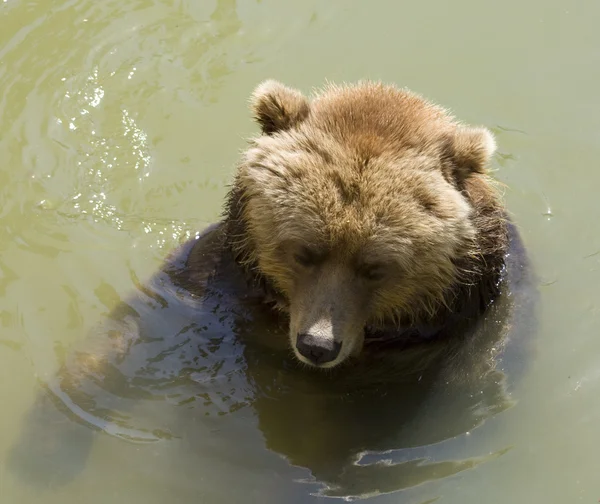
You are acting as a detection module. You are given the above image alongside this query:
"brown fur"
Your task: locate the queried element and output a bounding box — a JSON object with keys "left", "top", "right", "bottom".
{"left": 225, "top": 80, "right": 508, "bottom": 368}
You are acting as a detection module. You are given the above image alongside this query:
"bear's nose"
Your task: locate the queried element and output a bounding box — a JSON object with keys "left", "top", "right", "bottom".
{"left": 295, "top": 333, "right": 341, "bottom": 365}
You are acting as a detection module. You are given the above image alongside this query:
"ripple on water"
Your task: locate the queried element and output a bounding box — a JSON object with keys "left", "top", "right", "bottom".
{"left": 0, "top": 0, "right": 250, "bottom": 253}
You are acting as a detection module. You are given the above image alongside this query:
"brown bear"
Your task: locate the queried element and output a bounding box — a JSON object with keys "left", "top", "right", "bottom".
{"left": 226, "top": 79, "right": 508, "bottom": 368}
{"left": 9, "top": 80, "right": 532, "bottom": 494}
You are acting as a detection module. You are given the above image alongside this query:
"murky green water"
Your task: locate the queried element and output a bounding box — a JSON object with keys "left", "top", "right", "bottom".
{"left": 1, "top": 0, "right": 599, "bottom": 502}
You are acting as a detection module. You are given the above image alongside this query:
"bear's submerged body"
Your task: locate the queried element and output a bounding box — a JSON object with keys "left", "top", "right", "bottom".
{"left": 9, "top": 81, "right": 537, "bottom": 497}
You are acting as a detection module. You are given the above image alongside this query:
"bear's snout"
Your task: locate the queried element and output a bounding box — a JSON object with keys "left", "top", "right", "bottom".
{"left": 295, "top": 333, "right": 341, "bottom": 365}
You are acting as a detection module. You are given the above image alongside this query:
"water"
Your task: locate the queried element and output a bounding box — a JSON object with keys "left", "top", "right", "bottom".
{"left": 1, "top": 0, "right": 599, "bottom": 502}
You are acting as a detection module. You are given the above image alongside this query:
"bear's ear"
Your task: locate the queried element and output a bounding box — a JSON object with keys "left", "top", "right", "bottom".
{"left": 250, "top": 80, "right": 310, "bottom": 135}
{"left": 446, "top": 126, "right": 497, "bottom": 182}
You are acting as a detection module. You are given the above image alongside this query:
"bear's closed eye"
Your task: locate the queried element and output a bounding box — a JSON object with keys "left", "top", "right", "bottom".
{"left": 293, "top": 246, "right": 324, "bottom": 267}
{"left": 356, "top": 263, "right": 386, "bottom": 282}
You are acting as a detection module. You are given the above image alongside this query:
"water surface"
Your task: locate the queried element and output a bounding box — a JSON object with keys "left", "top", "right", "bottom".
{"left": 1, "top": 0, "right": 599, "bottom": 502}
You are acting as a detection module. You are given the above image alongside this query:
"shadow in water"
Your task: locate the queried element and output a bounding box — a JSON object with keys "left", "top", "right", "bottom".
{"left": 8, "top": 220, "right": 537, "bottom": 500}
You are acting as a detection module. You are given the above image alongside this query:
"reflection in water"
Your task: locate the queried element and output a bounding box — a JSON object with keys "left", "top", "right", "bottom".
{"left": 9, "top": 218, "right": 536, "bottom": 499}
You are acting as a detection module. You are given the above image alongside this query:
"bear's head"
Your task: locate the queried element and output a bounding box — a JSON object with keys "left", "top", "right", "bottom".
{"left": 226, "top": 80, "right": 504, "bottom": 369}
